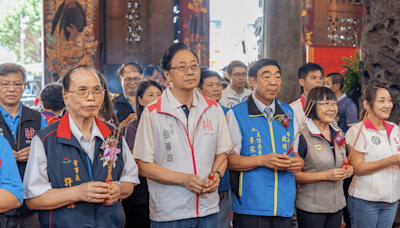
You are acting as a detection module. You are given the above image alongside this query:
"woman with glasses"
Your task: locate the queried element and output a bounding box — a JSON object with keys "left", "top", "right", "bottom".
{"left": 133, "top": 43, "right": 231, "bottom": 228}
{"left": 295, "top": 86, "right": 353, "bottom": 228}
{"left": 23, "top": 65, "right": 140, "bottom": 228}
{"left": 345, "top": 84, "right": 400, "bottom": 228}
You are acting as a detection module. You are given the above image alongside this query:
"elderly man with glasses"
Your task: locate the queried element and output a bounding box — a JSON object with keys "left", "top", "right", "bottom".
{"left": 0, "top": 63, "right": 48, "bottom": 228}
{"left": 23, "top": 66, "right": 139, "bottom": 228}
{"left": 219, "top": 60, "right": 253, "bottom": 109}
{"left": 113, "top": 61, "right": 143, "bottom": 127}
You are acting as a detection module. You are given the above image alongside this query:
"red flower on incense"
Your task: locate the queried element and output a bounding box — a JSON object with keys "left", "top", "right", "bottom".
{"left": 277, "top": 115, "right": 291, "bottom": 130}
{"left": 336, "top": 132, "right": 346, "bottom": 148}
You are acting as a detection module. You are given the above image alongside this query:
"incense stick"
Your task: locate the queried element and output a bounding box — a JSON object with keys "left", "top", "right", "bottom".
{"left": 286, "top": 99, "right": 316, "bottom": 155}
{"left": 346, "top": 110, "right": 368, "bottom": 164}
{"left": 208, "top": 142, "right": 238, "bottom": 182}
{"left": 106, "top": 126, "right": 121, "bottom": 183}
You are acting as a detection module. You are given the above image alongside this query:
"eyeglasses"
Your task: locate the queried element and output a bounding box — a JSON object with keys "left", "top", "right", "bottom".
{"left": 67, "top": 88, "right": 105, "bottom": 98}
{"left": 316, "top": 101, "right": 339, "bottom": 109}
{"left": 170, "top": 64, "right": 200, "bottom": 73}
{"left": 0, "top": 82, "right": 24, "bottom": 89}
{"left": 121, "top": 77, "right": 141, "bottom": 84}
{"left": 232, "top": 73, "right": 247, "bottom": 78}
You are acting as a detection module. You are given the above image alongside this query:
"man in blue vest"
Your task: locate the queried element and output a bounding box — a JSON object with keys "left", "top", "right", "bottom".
{"left": 0, "top": 63, "right": 48, "bottom": 228}
{"left": 226, "top": 59, "right": 304, "bottom": 228}
{"left": 198, "top": 69, "right": 231, "bottom": 228}
{"left": 23, "top": 66, "right": 139, "bottom": 228}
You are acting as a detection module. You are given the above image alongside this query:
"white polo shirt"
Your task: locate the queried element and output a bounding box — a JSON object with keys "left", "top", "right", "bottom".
{"left": 346, "top": 118, "right": 400, "bottom": 203}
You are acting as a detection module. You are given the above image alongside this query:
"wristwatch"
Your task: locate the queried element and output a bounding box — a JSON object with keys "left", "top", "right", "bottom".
{"left": 215, "top": 171, "right": 222, "bottom": 179}
{"left": 115, "top": 181, "right": 122, "bottom": 194}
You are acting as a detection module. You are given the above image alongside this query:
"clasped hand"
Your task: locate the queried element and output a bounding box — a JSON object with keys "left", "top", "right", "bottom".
{"left": 182, "top": 173, "right": 220, "bottom": 195}
{"left": 260, "top": 153, "right": 304, "bottom": 173}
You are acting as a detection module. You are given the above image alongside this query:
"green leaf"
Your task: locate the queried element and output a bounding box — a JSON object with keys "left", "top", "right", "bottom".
{"left": 0, "top": 0, "right": 42, "bottom": 64}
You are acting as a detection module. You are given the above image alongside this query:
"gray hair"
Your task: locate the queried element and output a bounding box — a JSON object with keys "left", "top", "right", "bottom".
{"left": 61, "top": 65, "right": 101, "bottom": 93}
{"left": 0, "top": 63, "right": 27, "bottom": 83}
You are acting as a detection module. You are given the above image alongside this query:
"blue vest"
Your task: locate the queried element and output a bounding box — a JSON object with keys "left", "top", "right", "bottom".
{"left": 219, "top": 105, "right": 230, "bottom": 192}
{"left": 230, "top": 96, "right": 296, "bottom": 217}
{"left": 35, "top": 115, "right": 125, "bottom": 228}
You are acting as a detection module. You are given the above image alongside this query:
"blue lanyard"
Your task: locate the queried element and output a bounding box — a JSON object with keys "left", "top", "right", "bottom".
{"left": 85, "top": 155, "right": 93, "bottom": 180}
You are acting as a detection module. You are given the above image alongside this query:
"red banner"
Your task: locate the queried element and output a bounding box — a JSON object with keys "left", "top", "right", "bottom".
{"left": 180, "top": 0, "right": 210, "bottom": 67}
{"left": 310, "top": 45, "right": 357, "bottom": 75}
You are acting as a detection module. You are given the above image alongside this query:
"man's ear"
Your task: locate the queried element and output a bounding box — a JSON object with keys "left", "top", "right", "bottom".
{"left": 334, "top": 83, "right": 342, "bottom": 92}
{"left": 249, "top": 76, "right": 256, "bottom": 86}
{"left": 299, "top": 78, "right": 305, "bottom": 87}
{"left": 163, "top": 70, "right": 171, "bottom": 83}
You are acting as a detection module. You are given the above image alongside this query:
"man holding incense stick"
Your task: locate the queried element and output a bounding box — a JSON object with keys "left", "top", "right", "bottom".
{"left": 226, "top": 59, "right": 304, "bottom": 228}
{"left": 23, "top": 66, "right": 139, "bottom": 228}
{"left": 134, "top": 43, "right": 231, "bottom": 227}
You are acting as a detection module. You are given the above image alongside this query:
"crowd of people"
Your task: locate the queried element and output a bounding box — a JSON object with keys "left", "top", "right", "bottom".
{"left": 0, "top": 42, "right": 398, "bottom": 228}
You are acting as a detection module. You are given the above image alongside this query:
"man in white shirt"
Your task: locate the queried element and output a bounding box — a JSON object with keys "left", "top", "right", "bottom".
{"left": 23, "top": 66, "right": 139, "bottom": 228}
{"left": 134, "top": 43, "right": 231, "bottom": 227}
{"left": 290, "top": 63, "right": 324, "bottom": 127}
{"left": 220, "top": 61, "right": 253, "bottom": 108}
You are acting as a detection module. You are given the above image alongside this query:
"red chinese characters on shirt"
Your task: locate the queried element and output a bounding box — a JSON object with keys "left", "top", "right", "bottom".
{"left": 202, "top": 119, "right": 213, "bottom": 132}
{"left": 25, "top": 128, "right": 36, "bottom": 140}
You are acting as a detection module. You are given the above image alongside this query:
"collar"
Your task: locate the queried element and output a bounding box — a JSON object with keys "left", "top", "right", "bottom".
{"left": 56, "top": 112, "right": 112, "bottom": 140}
{"left": 300, "top": 94, "right": 306, "bottom": 110}
{"left": 150, "top": 87, "right": 217, "bottom": 118}
{"left": 165, "top": 87, "right": 198, "bottom": 109}
{"left": 307, "top": 119, "right": 341, "bottom": 135}
{"left": 252, "top": 93, "right": 275, "bottom": 116}
{"left": 247, "top": 94, "right": 284, "bottom": 117}
{"left": 337, "top": 93, "right": 347, "bottom": 102}
{"left": 123, "top": 93, "right": 135, "bottom": 111}
{"left": 0, "top": 102, "right": 22, "bottom": 119}
{"left": 229, "top": 85, "right": 244, "bottom": 101}
{"left": 364, "top": 117, "right": 394, "bottom": 137}
{"left": 42, "top": 111, "right": 56, "bottom": 118}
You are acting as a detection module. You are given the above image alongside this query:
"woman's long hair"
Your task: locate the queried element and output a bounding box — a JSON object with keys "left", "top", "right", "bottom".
{"left": 135, "top": 81, "right": 163, "bottom": 123}
{"left": 97, "top": 72, "right": 119, "bottom": 125}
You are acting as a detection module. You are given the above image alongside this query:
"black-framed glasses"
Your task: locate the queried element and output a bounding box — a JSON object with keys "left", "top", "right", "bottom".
{"left": 232, "top": 73, "right": 247, "bottom": 78}
{"left": 121, "top": 77, "right": 141, "bottom": 84}
{"left": 0, "top": 82, "right": 24, "bottom": 89}
{"left": 67, "top": 88, "right": 105, "bottom": 98}
{"left": 170, "top": 64, "right": 200, "bottom": 73}
{"left": 316, "top": 101, "right": 339, "bottom": 109}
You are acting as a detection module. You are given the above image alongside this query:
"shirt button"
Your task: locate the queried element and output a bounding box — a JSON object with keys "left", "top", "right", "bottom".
{"left": 10, "top": 123, "right": 13, "bottom": 126}
{"left": 12, "top": 132, "right": 14, "bottom": 135}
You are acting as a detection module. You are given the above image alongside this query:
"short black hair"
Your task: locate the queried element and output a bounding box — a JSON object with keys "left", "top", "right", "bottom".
{"left": 305, "top": 86, "right": 337, "bottom": 121}
{"left": 117, "top": 61, "right": 143, "bottom": 78}
{"left": 143, "top": 64, "right": 161, "bottom": 79}
{"left": 298, "top": 63, "right": 324, "bottom": 80}
{"left": 0, "top": 63, "right": 27, "bottom": 82}
{"left": 248, "top": 58, "right": 281, "bottom": 79}
{"left": 161, "top": 43, "right": 199, "bottom": 71}
{"left": 199, "top": 70, "right": 221, "bottom": 89}
{"left": 226, "top": 61, "right": 247, "bottom": 75}
{"left": 61, "top": 65, "right": 99, "bottom": 92}
{"left": 326, "top": 72, "right": 344, "bottom": 90}
{"left": 40, "top": 83, "right": 65, "bottom": 112}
